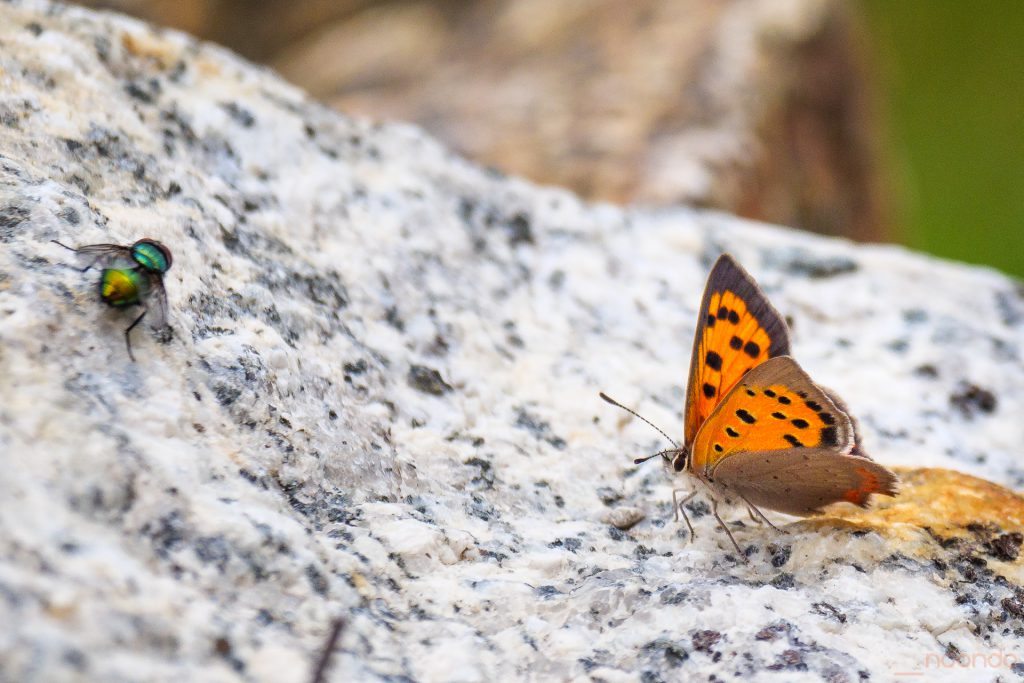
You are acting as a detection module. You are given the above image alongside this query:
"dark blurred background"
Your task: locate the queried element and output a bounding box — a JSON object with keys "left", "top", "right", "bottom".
{"left": 76, "top": 0, "right": 1024, "bottom": 277}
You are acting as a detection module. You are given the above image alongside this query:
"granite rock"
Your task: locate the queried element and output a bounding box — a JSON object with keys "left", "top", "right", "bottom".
{"left": 1, "top": 2, "right": 1023, "bottom": 682}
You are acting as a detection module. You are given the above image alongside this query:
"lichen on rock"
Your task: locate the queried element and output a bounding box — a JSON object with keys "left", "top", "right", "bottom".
{"left": 2, "top": 2, "right": 1024, "bottom": 682}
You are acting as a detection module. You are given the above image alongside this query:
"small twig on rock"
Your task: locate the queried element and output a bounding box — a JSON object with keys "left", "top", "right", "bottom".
{"left": 310, "top": 617, "right": 346, "bottom": 683}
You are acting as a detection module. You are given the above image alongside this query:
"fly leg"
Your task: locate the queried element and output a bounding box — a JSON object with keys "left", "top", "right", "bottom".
{"left": 51, "top": 240, "right": 103, "bottom": 272}
{"left": 123, "top": 305, "right": 147, "bottom": 362}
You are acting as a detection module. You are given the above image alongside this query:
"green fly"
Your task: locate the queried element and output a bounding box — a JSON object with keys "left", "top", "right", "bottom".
{"left": 52, "top": 238, "right": 173, "bottom": 361}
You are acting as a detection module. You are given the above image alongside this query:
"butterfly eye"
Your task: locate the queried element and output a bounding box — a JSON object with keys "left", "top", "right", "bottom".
{"left": 672, "top": 448, "right": 689, "bottom": 472}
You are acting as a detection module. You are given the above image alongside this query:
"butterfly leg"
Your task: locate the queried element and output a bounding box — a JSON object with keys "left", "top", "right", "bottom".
{"left": 710, "top": 496, "right": 746, "bottom": 558}
{"left": 672, "top": 489, "right": 698, "bottom": 541}
{"left": 737, "top": 493, "right": 785, "bottom": 533}
{"left": 123, "top": 306, "right": 147, "bottom": 362}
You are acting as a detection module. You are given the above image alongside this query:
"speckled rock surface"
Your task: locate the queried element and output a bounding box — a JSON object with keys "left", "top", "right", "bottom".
{"left": 2, "top": 2, "right": 1024, "bottom": 682}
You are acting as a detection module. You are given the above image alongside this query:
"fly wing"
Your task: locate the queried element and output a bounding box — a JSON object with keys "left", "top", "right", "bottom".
{"left": 710, "top": 448, "right": 898, "bottom": 516}
{"left": 145, "top": 275, "right": 169, "bottom": 330}
{"left": 54, "top": 242, "right": 135, "bottom": 269}
{"left": 68, "top": 243, "right": 129, "bottom": 255}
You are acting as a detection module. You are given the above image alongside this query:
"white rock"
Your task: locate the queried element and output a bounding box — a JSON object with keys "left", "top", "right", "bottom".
{"left": 603, "top": 506, "right": 646, "bottom": 530}
{"left": 1, "top": 2, "right": 1023, "bottom": 682}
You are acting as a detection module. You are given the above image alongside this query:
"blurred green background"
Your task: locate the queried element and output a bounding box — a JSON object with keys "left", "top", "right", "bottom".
{"left": 862, "top": 1, "right": 1024, "bottom": 277}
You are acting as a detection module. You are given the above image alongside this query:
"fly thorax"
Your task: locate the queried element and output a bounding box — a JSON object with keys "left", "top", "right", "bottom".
{"left": 131, "top": 240, "right": 172, "bottom": 273}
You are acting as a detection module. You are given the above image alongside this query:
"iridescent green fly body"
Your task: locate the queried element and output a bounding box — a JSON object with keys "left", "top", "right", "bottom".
{"left": 99, "top": 267, "right": 147, "bottom": 307}
{"left": 52, "top": 237, "right": 173, "bottom": 361}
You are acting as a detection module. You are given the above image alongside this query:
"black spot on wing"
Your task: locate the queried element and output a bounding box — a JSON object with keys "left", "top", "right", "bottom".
{"left": 736, "top": 409, "right": 756, "bottom": 424}
{"left": 805, "top": 400, "right": 822, "bottom": 412}
{"left": 745, "top": 388, "right": 756, "bottom": 397}
{"left": 777, "top": 395, "right": 791, "bottom": 405}
{"left": 771, "top": 412, "right": 786, "bottom": 420}
{"left": 729, "top": 336, "right": 743, "bottom": 350}
{"left": 705, "top": 351, "right": 723, "bottom": 371}
{"left": 791, "top": 418, "right": 809, "bottom": 429}
{"left": 743, "top": 341, "right": 760, "bottom": 358}
{"left": 702, "top": 383, "right": 716, "bottom": 398}
{"left": 725, "top": 427, "right": 740, "bottom": 437}
{"left": 702, "top": 256, "right": 791, "bottom": 358}
{"left": 820, "top": 426, "right": 838, "bottom": 446}
{"left": 764, "top": 389, "right": 776, "bottom": 398}
{"left": 717, "top": 306, "right": 728, "bottom": 320}
{"left": 727, "top": 310, "right": 740, "bottom": 324}
{"left": 713, "top": 443, "right": 724, "bottom": 453}
{"left": 783, "top": 434, "right": 804, "bottom": 448}
{"left": 818, "top": 411, "right": 836, "bottom": 425}
{"left": 707, "top": 314, "right": 716, "bottom": 328}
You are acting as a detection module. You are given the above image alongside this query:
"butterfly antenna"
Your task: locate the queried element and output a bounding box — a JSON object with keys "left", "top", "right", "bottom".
{"left": 633, "top": 449, "right": 677, "bottom": 465}
{"left": 598, "top": 392, "right": 679, "bottom": 449}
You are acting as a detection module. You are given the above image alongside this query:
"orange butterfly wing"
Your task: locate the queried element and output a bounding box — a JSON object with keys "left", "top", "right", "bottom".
{"left": 683, "top": 254, "right": 791, "bottom": 445}
{"left": 700, "top": 358, "right": 897, "bottom": 514}
{"left": 689, "top": 356, "right": 856, "bottom": 473}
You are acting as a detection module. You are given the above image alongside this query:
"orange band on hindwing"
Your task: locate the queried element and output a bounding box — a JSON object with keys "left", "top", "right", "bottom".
{"left": 843, "top": 466, "right": 891, "bottom": 506}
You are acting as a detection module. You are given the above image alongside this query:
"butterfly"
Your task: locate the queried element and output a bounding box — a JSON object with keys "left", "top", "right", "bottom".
{"left": 52, "top": 238, "right": 172, "bottom": 361}
{"left": 603, "top": 253, "right": 897, "bottom": 556}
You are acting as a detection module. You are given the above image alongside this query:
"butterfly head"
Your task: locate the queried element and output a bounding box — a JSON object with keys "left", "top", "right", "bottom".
{"left": 634, "top": 444, "right": 690, "bottom": 472}
{"left": 671, "top": 445, "right": 690, "bottom": 473}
